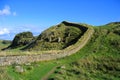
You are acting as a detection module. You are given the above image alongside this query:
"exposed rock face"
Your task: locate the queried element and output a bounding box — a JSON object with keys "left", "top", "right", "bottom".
{"left": 24, "top": 21, "right": 86, "bottom": 51}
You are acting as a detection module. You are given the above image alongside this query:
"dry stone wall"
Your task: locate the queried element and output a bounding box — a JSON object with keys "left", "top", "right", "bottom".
{"left": 0, "top": 23, "right": 94, "bottom": 66}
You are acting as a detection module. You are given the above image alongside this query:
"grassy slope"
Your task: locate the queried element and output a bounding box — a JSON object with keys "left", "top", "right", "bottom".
{"left": 0, "top": 40, "right": 11, "bottom": 50}
{"left": 48, "top": 23, "right": 120, "bottom": 80}
{"left": 7, "top": 62, "right": 56, "bottom": 80}
{"left": 0, "top": 23, "right": 120, "bottom": 80}
{"left": 25, "top": 22, "right": 83, "bottom": 51}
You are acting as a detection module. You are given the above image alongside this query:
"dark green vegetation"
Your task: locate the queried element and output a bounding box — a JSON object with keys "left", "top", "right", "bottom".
{"left": 2, "top": 31, "right": 34, "bottom": 50}
{"left": 0, "top": 22, "right": 120, "bottom": 80}
{"left": 49, "top": 56, "right": 120, "bottom": 80}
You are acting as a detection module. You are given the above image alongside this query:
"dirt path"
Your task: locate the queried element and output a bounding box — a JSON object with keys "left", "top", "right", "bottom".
{"left": 41, "top": 66, "right": 58, "bottom": 80}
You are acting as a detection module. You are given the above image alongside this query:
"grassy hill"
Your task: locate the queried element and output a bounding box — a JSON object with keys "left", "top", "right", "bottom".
{"left": 23, "top": 21, "right": 87, "bottom": 51}
{"left": 0, "top": 21, "right": 120, "bottom": 80}
{"left": 48, "top": 22, "right": 120, "bottom": 80}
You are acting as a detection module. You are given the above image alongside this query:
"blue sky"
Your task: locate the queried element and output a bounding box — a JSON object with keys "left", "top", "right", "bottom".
{"left": 0, "top": 0, "right": 120, "bottom": 40}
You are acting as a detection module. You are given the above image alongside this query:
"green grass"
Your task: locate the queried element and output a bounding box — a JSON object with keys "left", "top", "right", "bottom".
{"left": 0, "top": 40, "right": 10, "bottom": 50}
{"left": 7, "top": 62, "right": 57, "bottom": 80}
{"left": 0, "top": 67, "right": 13, "bottom": 80}
{"left": 48, "top": 24, "right": 120, "bottom": 80}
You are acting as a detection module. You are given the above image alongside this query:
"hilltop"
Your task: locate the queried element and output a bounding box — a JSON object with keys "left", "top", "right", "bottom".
{"left": 2, "top": 32, "right": 34, "bottom": 50}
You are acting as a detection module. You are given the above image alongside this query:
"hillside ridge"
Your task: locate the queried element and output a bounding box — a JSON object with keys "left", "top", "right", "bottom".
{"left": 0, "top": 21, "right": 94, "bottom": 66}
{"left": 23, "top": 21, "right": 88, "bottom": 51}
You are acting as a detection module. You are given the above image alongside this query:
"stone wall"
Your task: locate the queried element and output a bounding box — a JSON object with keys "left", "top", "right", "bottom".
{"left": 0, "top": 24, "right": 94, "bottom": 66}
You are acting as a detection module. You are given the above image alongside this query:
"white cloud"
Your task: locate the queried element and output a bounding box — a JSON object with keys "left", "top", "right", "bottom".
{"left": 13, "top": 12, "right": 17, "bottom": 16}
{"left": 0, "top": 5, "right": 11, "bottom": 16}
{"left": 0, "top": 28, "right": 10, "bottom": 35}
{"left": 0, "top": 5, "right": 17, "bottom": 16}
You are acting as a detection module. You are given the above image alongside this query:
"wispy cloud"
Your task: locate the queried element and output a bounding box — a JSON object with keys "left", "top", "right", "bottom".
{"left": 0, "top": 28, "right": 10, "bottom": 35}
{"left": 0, "top": 5, "right": 17, "bottom": 16}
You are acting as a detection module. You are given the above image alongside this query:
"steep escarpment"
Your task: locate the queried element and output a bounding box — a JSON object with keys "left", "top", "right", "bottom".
{"left": 23, "top": 21, "right": 88, "bottom": 51}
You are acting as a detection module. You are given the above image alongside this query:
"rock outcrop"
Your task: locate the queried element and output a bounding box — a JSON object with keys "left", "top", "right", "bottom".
{"left": 2, "top": 31, "right": 34, "bottom": 50}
